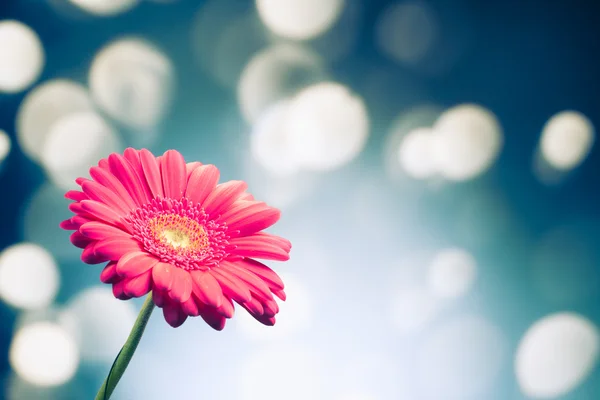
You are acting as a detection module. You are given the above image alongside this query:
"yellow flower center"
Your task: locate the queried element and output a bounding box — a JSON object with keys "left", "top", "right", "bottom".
{"left": 148, "top": 214, "right": 210, "bottom": 254}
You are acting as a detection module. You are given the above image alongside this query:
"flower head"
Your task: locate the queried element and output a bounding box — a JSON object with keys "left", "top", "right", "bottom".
{"left": 61, "top": 148, "right": 290, "bottom": 329}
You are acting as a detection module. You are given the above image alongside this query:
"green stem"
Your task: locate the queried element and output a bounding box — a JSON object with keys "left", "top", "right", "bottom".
{"left": 95, "top": 293, "right": 155, "bottom": 400}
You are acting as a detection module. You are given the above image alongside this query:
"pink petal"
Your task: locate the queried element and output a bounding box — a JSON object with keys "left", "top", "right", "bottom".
{"left": 242, "top": 297, "right": 264, "bottom": 316}
{"left": 152, "top": 262, "right": 174, "bottom": 291}
{"left": 123, "top": 148, "right": 153, "bottom": 201}
{"left": 60, "top": 219, "right": 78, "bottom": 230}
{"left": 71, "top": 216, "right": 92, "bottom": 229}
{"left": 253, "top": 314, "right": 276, "bottom": 326}
{"left": 82, "top": 243, "right": 109, "bottom": 264}
{"left": 184, "top": 164, "right": 219, "bottom": 205}
{"left": 79, "top": 221, "right": 130, "bottom": 241}
{"left": 198, "top": 304, "right": 227, "bottom": 331}
{"left": 116, "top": 251, "right": 159, "bottom": 278}
{"left": 161, "top": 150, "right": 187, "bottom": 199}
{"left": 81, "top": 180, "right": 129, "bottom": 215}
{"left": 202, "top": 180, "right": 248, "bottom": 217}
{"left": 216, "top": 296, "right": 235, "bottom": 318}
{"left": 239, "top": 192, "right": 254, "bottom": 201}
{"left": 163, "top": 301, "right": 187, "bottom": 327}
{"left": 186, "top": 161, "right": 202, "bottom": 180}
{"left": 210, "top": 269, "right": 252, "bottom": 303}
{"left": 80, "top": 200, "right": 128, "bottom": 230}
{"left": 100, "top": 262, "right": 119, "bottom": 283}
{"left": 219, "top": 261, "right": 273, "bottom": 301}
{"left": 65, "top": 190, "right": 88, "bottom": 202}
{"left": 250, "top": 232, "right": 292, "bottom": 252}
{"left": 94, "top": 237, "right": 143, "bottom": 261}
{"left": 108, "top": 153, "right": 150, "bottom": 206}
{"left": 189, "top": 270, "right": 224, "bottom": 308}
{"left": 70, "top": 231, "right": 91, "bottom": 249}
{"left": 139, "top": 149, "right": 164, "bottom": 198}
{"left": 262, "top": 298, "right": 279, "bottom": 317}
{"left": 89, "top": 166, "right": 137, "bottom": 211}
{"left": 152, "top": 289, "right": 168, "bottom": 307}
{"left": 123, "top": 269, "right": 153, "bottom": 297}
{"left": 233, "top": 258, "right": 285, "bottom": 291}
{"left": 222, "top": 203, "right": 281, "bottom": 237}
{"left": 181, "top": 295, "right": 201, "bottom": 316}
{"left": 273, "top": 289, "right": 286, "bottom": 301}
{"left": 112, "top": 280, "right": 131, "bottom": 300}
{"left": 98, "top": 158, "right": 110, "bottom": 170}
{"left": 229, "top": 236, "right": 290, "bottom": 261}
{"left": 168, "top": 268, "right": 193, "bottom": 303}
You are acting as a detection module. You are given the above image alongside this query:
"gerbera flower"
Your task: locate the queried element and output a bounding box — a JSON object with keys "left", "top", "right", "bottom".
{"left": 61, "top": 148, "right": 290, "bottom": 329}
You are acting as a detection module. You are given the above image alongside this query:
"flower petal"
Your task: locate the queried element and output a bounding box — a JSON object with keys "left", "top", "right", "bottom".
{"left": 152, "top": 289, "right": 168, "bottom": 307}
{"left": 60, "top": 218, "right": 78, "bottom": 230}
{"left": 82, "top": 243, "right": 109, "bottom": 264}
{"left": 79, "top": 221, "right": 130, "bottom": 241}
{"left": 198, "top": 303, "right": 227, "bottom": 331}
{"left": 152, "top": 262, "right": 175, "bottom": 291}
{"left": 123, "top": 148, "right": 154, "bottom": 203}
{"left": 223, "top": 203, "right": 281, "bottom": 237}
{"left": 184, "top": 164, "right": 219, "bottom": 205}
{"left": 168, "top": 268, "right": 193, "bottom": 303}
{"left": 219, "top": 261, "right": 273, "bottom": 301}
{"left": 80, "top": 200, "right": 128, "bottom": 230}
{"left": 233, "top": 258, "right": 285, "bottom": 291}
{"left": 100, "top": 261, "right": 119, "bottom": 283}
{"left": 94, "top": 237, "right": 143, "bottom": 261}
{"left": 181, "top": 296, "right": 201, "bottom": 316}
{"left": 70, "top": 231, "right": 91, "bottom": 249}
{"left": 163, "top": 301, "right": 187, "bottom": 327}
{"left": 273, "top": 289, "right": 286, "bottom": 301}
{"left": 189, "top": 270, "right": 224, "bottom": 308}
{"left": 186, "top": 161, "right": 202, "bottom": 180}
{"left": 202, "top": 180, "right": 248, "bottom": 217}
{"left": 210, "top": 269, "right": 252, "bottom": 303}
{"left": 81, "top": 180, "right": 129, "bottom": 215}
{"left": 216, "top": 296, "right": 235, "bottom": 318}
{"left": 65, "top": 190, "right": 88, "bottom": 202}
{"left": 123, "top": 269, "right": 153, "bottom": 297}
{"left": 242, "top": 297, "right": 264, "bottom": 316}
{"left": 116, "top": 251, "right": 159, "bottom": 278}
{"left": 161, "top": 150, "right": 187, "bottom": 199}
{"left": 229, "top": 236, "right": 290, "bottom": 261}
{"left": 139, "top": 149, "right": 164, "bottom": 198}
{"left": 108, "top": 153, "right": 150, "bottom": 206}
{"left": 89, "top": 166, "right": 137, "bottom": 211}
{"left": 262, "top": 298, "right": 279, "bottom": 317}
{"left": 112, "top": 280, "right": 131, "bottom": 300}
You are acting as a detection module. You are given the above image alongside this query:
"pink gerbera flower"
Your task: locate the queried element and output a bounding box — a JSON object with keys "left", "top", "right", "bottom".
{"left": 61, "top": 148, "right": 290, "bottom": 329}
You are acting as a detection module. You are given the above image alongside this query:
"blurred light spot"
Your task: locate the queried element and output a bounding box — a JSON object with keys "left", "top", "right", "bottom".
{"left": 337, "top": 353, "right": 408, "bottom": 399}
{"left": 67, "top": 0, "right": 138, "bottom": 16}
{"left": 40, "top": 111, "right": 122, "bottom": 190}
{"left": 9, "top": 322, "right": 79, "bottom": 387}
{"left": 22, "top": 183, "right": 82, "bottom": 261}
{"left": 192, "top": 1, "right": 268, "bottom": 89}
{"left": 392, "top": 287, "right": 440, "bottom": 334}
{"left": 0, "top": 20, "right": 44, "bottom": 93}
{"left": 375, "top": 1, "right": 437, "bottom": 66}
{"left": 0, "top": 243, "right": 59, "bottom": 310}
{"left": 89, "top": 37, "right": 174, "bottom": 130}
{"left": 427, "top": 248, "right": 477, "bottom": 299}
{"left": 58, "top": 286, "right": 136, "bottom": 363}
{"left": 236, "top": 273, "right": 311, "bottom": 340}
{"left": 285, "top": 82, "right": 369, "bottom": 171}
{"left": 16, "top": 79, "right": 94, "bottom": 163}
{"left": 239, "top": 346, "right": 325, "bottom": 400}
{"left": 250, "top": 101, "right": 301, "bottom": 176}
{"left": 516, "top": 313, "right": 599, "bottom": 398}
{"left": 0, "top": 129, "right": 11, "bottom": 165}
{"left": 416, "top": 315, "right": 507, "bottom": 399}
{"left": 539, "top": 111, "right": 594, "bottom": 171}
{"left": 256, "top": 0, "right": 345, "bottom": 40}
{"left": 238, "top": 43, "right": 325, "bottom": 124}
{"left": 432, "top": 104, "right": 503, "bottom": 181}
{"left": 398, "top": 127, "right": 438, "bottom": 179}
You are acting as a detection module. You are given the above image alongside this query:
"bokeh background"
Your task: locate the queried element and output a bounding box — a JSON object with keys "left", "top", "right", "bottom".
{"left": 0, "top": 0, "right": 599, "bottom": 399}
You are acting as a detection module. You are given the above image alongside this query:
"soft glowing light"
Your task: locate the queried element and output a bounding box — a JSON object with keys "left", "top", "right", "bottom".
{"left": 375, "top": 1, "right": 437, "bottom": 65}
{"left": 398, "top": 127, "right": 438, "bottom": 179}
{"left": 391, "top": 287, "right": 440, "bottom": 334}
{"left": 285, "top": 82, "right": 369, "bottom": 171}
{"left": 427, "top": 248, "right": 477, "bottom": 298}
{"left": 40, "top": 111, "right": 122, "bottom": 190}
{"left": 67, "top": 0, "right": 138, "bottom": 16}
{"left": 336, "top": 393, "right": 378, "bottom": 400}
{"left": 0, "top": 129, "right": 11, "bottom": 165}
{"left": 9, "top": 322, "right": 79, "bottom": 387}
{"left": 0, "top": 20, "right": 44, "bottom": 93}
{"left": 0, "top": 243, "right": 59, "bottom": 310}
{"left": 416, "top": 315, "right": 507, "bottom": 399}
{"left": 432, "top": 104, "right": 503, "bottom": 181}
{"left": 256, "top": 0, "right": 345, "bottom": 40}
{"left": 16, "top": 79, "right": 94, "bottom": 163}
{"left": 239, "top": 346, "right": 325, "bottom": 400}
{"left": 516, "top": 313, "right": 599, "bottom": 398}
{"left": 89, "top": 38, "right": 174, "bottom": 130}
{"left": 236, "top": 273, "right": 311, "bottom": 340}
{"left": 238, "top": 44, "right": 325, "bottom": 124}
{"left": 59, "top": 286, "right": 137, "bottom": 363}
{"left": 540, "top": 111, "right": 594, "bottom": 171}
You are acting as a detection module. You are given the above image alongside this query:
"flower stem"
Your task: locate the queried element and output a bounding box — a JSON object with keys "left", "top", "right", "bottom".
{"left": 94, "top": 293, "right": 156, "bottom": 400}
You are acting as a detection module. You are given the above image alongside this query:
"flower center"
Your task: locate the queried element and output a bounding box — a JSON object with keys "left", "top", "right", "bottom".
{"left": 127, "top": 198, "right": 231, "bottom": 270}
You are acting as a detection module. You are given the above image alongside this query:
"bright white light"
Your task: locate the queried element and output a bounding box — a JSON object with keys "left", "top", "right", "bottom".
{"left": 516, "top": 313, "right": 599, "bottom": 399}
{"left": 40, "top": 110, "right": 121, "bottom": 190}
{"left": 0, "top": 20, "right": 44, "bottom": 93}
{"left": 427, "top": 248, "right": 477, "bottom": 298}
{"left": 285, "top": 82, "right": 369, "bottom": 171}
{"left": 89, "top": 38, "right": 174, "bottom": 130}
{"left": 0, "top": 129, "right": 11, "bottom": 164}
{"left": 238, "top": 44, "right": 325, "bottom": 124}
{"left": 398, "top": 127, "right": 438, "bottom": 179}
{"left": 16, "top": 79, "right": 95, "bottom": 163}
{"left": 416, "top": 315, "right": 507, "bottom": 399}
{"left": 250, "top": 101, "right": 302, "bottom": 176}
{"left": 256, "top": 0, "right": 345, "bottom": 40}
{"left": 540, "top": 111, "right": 594, "bottom": 171}
{"left": 336, "top": 393, "right": 378, "bottom": 400}
{"left": 239, "top": 346, "right": 325, "bottom": 400}
{"left": 9, "top": 322, "right": 79, "bottom": 387}
{"left": 68, "top": 0, "right": 138, "bottom": 16}
{"left": 0, "top": 243, "right": 59, "bottom": 310}
{"left": 375, "top": 1, "right": 437, "bottom": 65}
{"left": 236, "top": 273, "right": 311, "bottom": 340}
{"left": 58, "top": 286, "right": 136, "bottom": 363}
{"left": 391, "top": 287, "right": 440, "bottom": 334}
{"left": 432, "top": 104, "right": 503, "bottom": 181}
